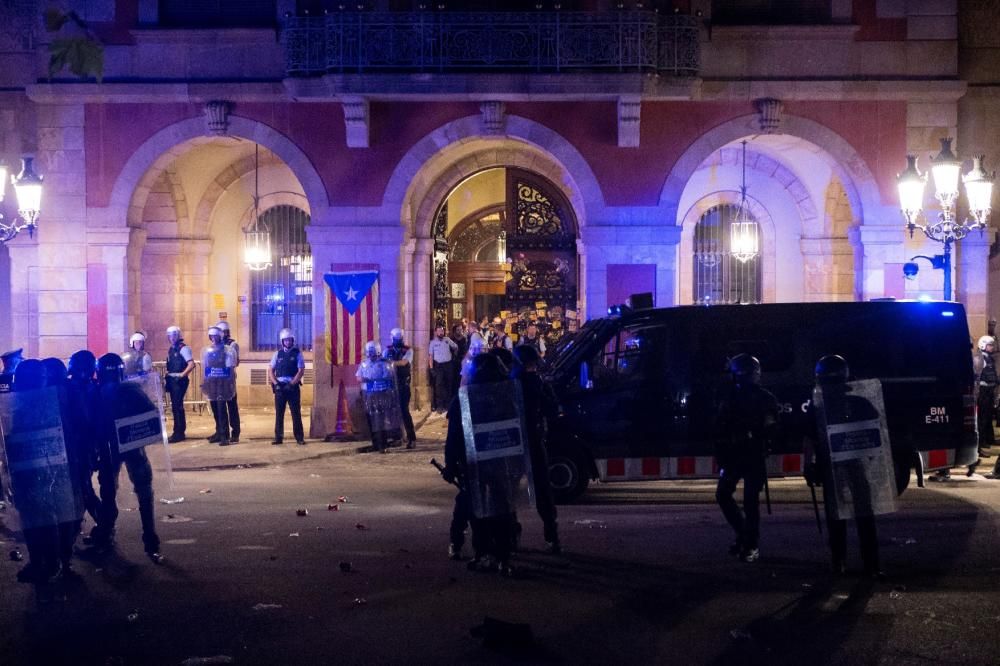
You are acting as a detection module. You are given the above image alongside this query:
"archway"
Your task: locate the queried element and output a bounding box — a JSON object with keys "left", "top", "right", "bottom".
{"left": 431, "top": 167, "right": 580, "bottom": 348}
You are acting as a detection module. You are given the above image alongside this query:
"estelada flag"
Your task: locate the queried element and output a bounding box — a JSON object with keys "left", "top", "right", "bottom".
{"left": 324, "top": 270, "right": 379, "bottom": 367}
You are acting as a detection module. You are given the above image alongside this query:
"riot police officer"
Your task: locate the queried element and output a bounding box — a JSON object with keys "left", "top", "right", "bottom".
{"left": 357, "top": 341, "right": 401, "bottom": 453}
{"left": 164, "top": 325, "right": 194, "bottom": 443}
{"left": 203, "top": 327, "right": 236, "bottom": 446}
{"left": 68, "top": 350, "right": 103, "bottom": 535}
{"left": 384, "top": 327, "right": 417, "bottom": 447}
{"left": 0, "top": 347, "right": 23, "bottom": 393}
{"left": 804, "top": 355, "right": 882, "bottom": 577}
{"left": 209, "top": 321, "right": 241, "bottom": 443}
{"left": 268, "top": 328, "right": 306, "bottom": 446}
{"left": 715, "top": 354, "right": 780, "bottom": 563}
{"left": 123, "top": 332, "right": 154, "bottom": 377}
{"left": 974, "top": 336, "right": 997, "bottom": 461}
{"left": 91, "top": 353, "right": 163, "bottom": 563}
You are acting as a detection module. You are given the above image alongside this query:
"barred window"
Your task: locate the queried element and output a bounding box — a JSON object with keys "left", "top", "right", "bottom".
{"left": 692, "top": 204, "right": 762, "bottom": 305}
{"left": 250, "top": 206, "right": 313, "bottom": 352}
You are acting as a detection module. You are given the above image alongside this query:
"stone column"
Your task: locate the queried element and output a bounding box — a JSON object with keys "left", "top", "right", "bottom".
{"left": 306, "top": 223, "right": 405, "bottom": 439}
{"left": 6, "top": 237, "right": 39, "bottom": 357}
{"left": 580, "top": 225, "right": 681, "bottom": 317}
{"left": 956, "top": 229, "right": 992, "bottom": 337}
{"left": 87, "top": 227, "right": 133, "bottom": 353}
{"left": 410, "top": 237, "right": 434, "bottom": 410}
{"left": 800, "top": 236, "right": 857, "bottom": 302}
{"left": 34, "top": 103, "right": 88, "bottom": 358}
{"left": 858, "top": 226, "right": 906, "bottom": 301}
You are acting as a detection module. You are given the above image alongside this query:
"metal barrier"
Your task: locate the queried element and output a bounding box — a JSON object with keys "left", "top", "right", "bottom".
{"left": 283, "top": 11, "right": 700, "bottom": 77}
{"left": 152, "top": 360, "right": 208, "bottom": 415}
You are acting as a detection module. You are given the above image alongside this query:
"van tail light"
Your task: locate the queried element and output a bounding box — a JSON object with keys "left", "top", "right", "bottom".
{"left": 963, "top": 384, "right": 976, "bottom": 433}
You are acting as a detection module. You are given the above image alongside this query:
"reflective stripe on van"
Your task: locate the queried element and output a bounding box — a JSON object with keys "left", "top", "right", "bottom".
{"left": 597, "top": 454, "right": 805, "bottom": 481}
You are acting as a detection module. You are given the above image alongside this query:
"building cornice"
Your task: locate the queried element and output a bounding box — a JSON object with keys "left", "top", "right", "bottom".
{"left": 24, "top": 78, "right": 967, "bottom": 104}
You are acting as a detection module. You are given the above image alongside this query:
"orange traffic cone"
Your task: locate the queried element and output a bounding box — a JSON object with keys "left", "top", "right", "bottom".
{"left": 334, "top": 379, "right": 351, "bottom": 435}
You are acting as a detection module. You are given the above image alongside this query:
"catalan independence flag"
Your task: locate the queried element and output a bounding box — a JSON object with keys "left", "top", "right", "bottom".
{"left": 324, "top": 269, "right": 379, "bottom": 367}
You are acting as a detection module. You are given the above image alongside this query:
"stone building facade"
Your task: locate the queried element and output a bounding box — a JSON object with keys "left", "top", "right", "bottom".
{"left": 0, "top": 1, "right": 995, "bottom": 437}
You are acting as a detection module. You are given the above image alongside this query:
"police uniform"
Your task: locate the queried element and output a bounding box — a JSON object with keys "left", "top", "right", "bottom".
{"left": 271, "top": 344, "right": 305, "bottom": 444}
{"left": 715, "top": 374, "right": 780, "bottom": 561}
{"left": 222, "top": 331, "right": 241, "bottom": 441}
{"left": 0, "top": 348, "right": 23, "bottom": 393}
{"left": 165, "top": 338, "right": 193, "bottom": 440}
{"left": 974, "top": 347, "right": 997, "bottom": 452}
{"left": 384, "top": 339, "right": 417, "bottom": 444}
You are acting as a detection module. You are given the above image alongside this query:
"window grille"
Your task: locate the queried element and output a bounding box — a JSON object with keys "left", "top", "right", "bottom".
{"left": 250, "top": 205, "right": 313, "bottom": 352}
{"left": 693, "top": 204, "right": 762, "bottom": 305}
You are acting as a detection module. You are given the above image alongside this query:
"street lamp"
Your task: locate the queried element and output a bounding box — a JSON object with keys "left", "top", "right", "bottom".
{"left": 0, "top": 157, "right": 44, "bottom": 243}
{"left": 897, "top": 138, "right": 994, "bottom": 301}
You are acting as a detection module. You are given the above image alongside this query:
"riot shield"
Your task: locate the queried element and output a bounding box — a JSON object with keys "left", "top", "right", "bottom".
{"left": 125, "top": 372, "right": 173, "bottom": 488}
{"left": 0, "top": 387, "right": 79, "bottom": 529}
{"left": 201, "top": 345, "right": 236, "bottom": 402}
{"left": 813, "top": 379, "right": 897, "bottom": 520}
{"left": 122, "top": 350, "right": 153, "bottom": 378}
{"left": 359, "top": 360, "right": 402, "bottom": 434}
{"left": 459, "top": 380, "right": 535, "bottom": 519}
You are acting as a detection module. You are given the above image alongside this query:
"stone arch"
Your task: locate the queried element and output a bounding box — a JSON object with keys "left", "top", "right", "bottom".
{"left": 383, "top": 114, "right": 605, "bottom": 238}
{"left": 108, "top": 115, "right": 329, "bottom": 228}
{"left": 191, "top": 149, "right": 307, "bottom": 237}
{"left": 678, "top": 192, "right": 778, "bottom": 304}
{"left": 700, "top": 146, "right": 819, "bottom": 231}
{"left": 660, "top": 114, "right": 882, "bottom": 229}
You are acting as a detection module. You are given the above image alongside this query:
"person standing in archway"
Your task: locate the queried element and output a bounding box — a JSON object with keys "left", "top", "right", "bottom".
{"left": 516, "top": 322, "right": 547, "bottom": 358}
{"left": 428, "top": 325, "right": 458, "bottom": 414}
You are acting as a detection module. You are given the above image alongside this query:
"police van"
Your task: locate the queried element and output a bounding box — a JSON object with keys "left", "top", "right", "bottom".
{"left": 543, "top": 300, "right": 978, "bottom": 502}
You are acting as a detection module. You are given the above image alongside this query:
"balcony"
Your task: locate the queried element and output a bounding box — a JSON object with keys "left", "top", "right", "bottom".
{"left": 282, "top": 11, "right": 699, "bottom": 78}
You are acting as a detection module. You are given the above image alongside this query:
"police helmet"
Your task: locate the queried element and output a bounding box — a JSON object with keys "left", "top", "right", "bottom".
{"left": 364, "top": 340, "right": 381, "bottom": 357}
{"left": 13, "top": 359, "right": 46, "bottom": 391}
{"left": 41, "top": 358, "right": 67, "bottom": 386}
{"left": 469, "top": 353, "right": 507, "bottom": 385}
{"left": 68, "top": 349, "right": 97, "bottom": 381}
{"left": 815, "top": 354, "right": 849, "bottom": 385}
{"left": 97, "top": 353, "right": 125, "bottom": 385}
{"left": 130, "top": 332, "right": 146, "bottom": 347}
{"left": 728, "top": 353, "right": 761, "bottom": 385}
{"left": 216, "top": 321, "right": 230, "bottom": 332}
{"left": 978, "top": 335, "right": 996, "bottom": 351}
{"left": 279, "top": 328, "right": 294, "bottom": 343}
{"left": 513, "top": 344, "right": 541, "bottom": 369}
{"left": 390, "top": 327, "right": 404, "bottom": 341}
{"left": 166, "top": 325, "right": 182, "bottom": 336}
{"left": 207, "top": 326, "right": 222, "bottom": 341}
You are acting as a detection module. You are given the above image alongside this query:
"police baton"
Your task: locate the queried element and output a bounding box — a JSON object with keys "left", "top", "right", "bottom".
{"left": 430, "top": 458, "right": 460, "bottom": 489}
{"left": 809, "top": 483, "right": 823, "bottom": 535}
{"left": 763, "top": 473, "right": 772, "bottom": 515}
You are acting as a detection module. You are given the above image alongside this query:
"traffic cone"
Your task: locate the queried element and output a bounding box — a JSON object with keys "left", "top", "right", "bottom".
{"left": 335, "top": 379, "right": 350, "bottom": 435}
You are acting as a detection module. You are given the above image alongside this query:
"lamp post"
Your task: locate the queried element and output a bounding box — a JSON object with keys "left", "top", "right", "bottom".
{"left": 897, "top": 138, "right": 993, "bottom": 301}
{"left": 0, "top": 157, "right": 44, "bottom": 244}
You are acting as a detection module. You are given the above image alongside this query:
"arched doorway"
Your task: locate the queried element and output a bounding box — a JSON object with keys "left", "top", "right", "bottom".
{"left": 431, "top": 167, "right": 579, "bottom": 347}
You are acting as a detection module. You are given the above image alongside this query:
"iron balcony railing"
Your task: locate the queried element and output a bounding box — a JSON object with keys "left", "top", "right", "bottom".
{"left": 283, "top": 11, "right": 699, "bottom": 77}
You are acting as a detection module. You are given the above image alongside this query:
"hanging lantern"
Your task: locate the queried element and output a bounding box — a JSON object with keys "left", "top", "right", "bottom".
{"left": 730, "top": 140, "right": 759, "bottom": 263}
{"left": 243, "top": 145, "right": 272, "bottom": 271}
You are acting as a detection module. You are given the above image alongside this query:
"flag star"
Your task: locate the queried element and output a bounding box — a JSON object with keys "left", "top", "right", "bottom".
{"left": 345, "top": 286, "right": 359, "bottom": 301}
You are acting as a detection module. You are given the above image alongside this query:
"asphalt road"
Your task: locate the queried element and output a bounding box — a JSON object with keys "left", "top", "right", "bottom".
{"left": 1, "top": 445, "right": 999, "bottom": 666}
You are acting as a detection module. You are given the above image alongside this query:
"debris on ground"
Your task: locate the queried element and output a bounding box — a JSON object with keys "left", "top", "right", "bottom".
{"left": 296, "top": 509, "right": 309, "bottom": 517}
{"left": 288, "top": 532, "right": 300, "bottom": 538}
{"left": 180, "top": 656, "right": 234, "bottom": 666}
{"left": 160, "top": 497, "right": 185, "bottom": 505}
{"left": 353, "top": 597, "right": 367, "bottom": 606}
{"left": 9, "top": 549, "right": 23, "bottom": 562}
{"left": 572, "top": 519, "right": 606, "bottom": 529}
{"left": 162, "top": 515, "right": 193, "bottom": 523}
{"left": 252, "top": 603, "right": 283, "bottom": 611}
{"left": 309, "top": 474, "right": 321, "bottom": 478}
{"left": 127, "top": 611, "right": 140, "bottom": 623}
{"left": 198, "top": 489, "right": 212, "bottom": 494}
{"left": 471, "top": 616, "right": 536, "bottom": 654}
{"left": 889, "top": 591, "right": 903, "bottom": 600}
{"left": 355, "top": 523, "right": 368, "bottom": 530}
{"left": 327, "top": 504, "right": 340, "bottom": 511}
{"left": 339, "top": 561, "right": 352, "bottom": 573}
{"left": 338, "top": 496, "right": 350, "bottom": 503}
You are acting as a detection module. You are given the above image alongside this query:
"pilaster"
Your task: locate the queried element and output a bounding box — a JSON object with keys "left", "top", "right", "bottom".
{"left": 858, "top": 225, "right": 908, "bottom": 301}
{"left": 956, "top": 229, "right": 992, "bottom": 337}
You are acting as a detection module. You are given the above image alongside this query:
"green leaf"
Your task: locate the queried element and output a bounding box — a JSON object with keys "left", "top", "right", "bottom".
{"left": 43, "top": 8, "right": 68, "bottom": 32}
{"left": 48, "top": 37, "right": 104, "bottom": 82}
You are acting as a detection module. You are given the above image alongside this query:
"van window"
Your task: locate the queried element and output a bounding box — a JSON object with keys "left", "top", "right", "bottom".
{"left": 592, "top": 325, "right": 654, "bottom": 385}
